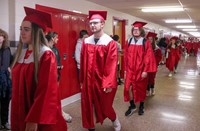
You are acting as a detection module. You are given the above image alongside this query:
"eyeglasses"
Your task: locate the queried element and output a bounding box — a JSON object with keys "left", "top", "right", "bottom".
{"left": 89, "top": 21, "right": 101, "bottom": 26}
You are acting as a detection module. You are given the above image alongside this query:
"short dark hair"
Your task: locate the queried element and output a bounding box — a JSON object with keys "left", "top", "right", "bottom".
{"left": 79, "top": 30, "right": 88, "bottom": 38}
{"left": 45, "top": 31, "right": 58, "bottom": 42}
{"left": 112, "top": 35, "right": 119, "bottom": 41}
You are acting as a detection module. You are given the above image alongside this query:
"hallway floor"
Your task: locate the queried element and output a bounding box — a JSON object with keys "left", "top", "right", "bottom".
{"left": 63, "top": 55, "right": 200, "bottom": 131}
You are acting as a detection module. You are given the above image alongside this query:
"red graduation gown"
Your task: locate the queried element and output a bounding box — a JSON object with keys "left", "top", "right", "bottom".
{"left": 11, "top": 45, "right": 67, "bottom": 131}
{"left": 166, "top": 46, "right": 180, "bottom": 71}
{"left": 80, "top": 34, "right": 118, "bottom": 128}
{"left": 124, "top": 37, "right": 157, "bottom": 103}
{"left": 148, "top": 47, "right": 162, "bottom": 85}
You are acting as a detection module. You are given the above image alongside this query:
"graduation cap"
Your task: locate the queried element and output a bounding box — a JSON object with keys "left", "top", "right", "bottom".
{"left": 89, "top": 10, "right": 107, "bottom": 21}
{"left": 170, "top": 36, "right": 179, "bottom": 41}
{"left": 132, "top": 21, "right": 147, "bottom": 28}
{"left": 23, "top": 7, "right": 52, "bottom": 31}
{"left": 146, "top": 32, "right": 157, "bottom": 38}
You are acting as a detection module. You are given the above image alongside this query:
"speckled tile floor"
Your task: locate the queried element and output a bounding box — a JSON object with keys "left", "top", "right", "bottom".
{"left": 63, "top": 55, "right": 200, "bottom": 131}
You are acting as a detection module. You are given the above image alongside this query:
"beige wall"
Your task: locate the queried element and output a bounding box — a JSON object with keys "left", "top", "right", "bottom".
{"left": 1, "top": 0, "right": 187, "bottom": 41}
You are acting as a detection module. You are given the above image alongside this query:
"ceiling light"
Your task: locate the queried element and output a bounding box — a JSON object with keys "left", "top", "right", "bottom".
{"left": 176, "top": 25, "right": 196, "bottom": 28}
{"left": 141, "top": 7, "right": 184, "bottom": 12}
{"left": 188, "top": 32, "right": 200, "bottom": 37}
{"left": 182, "top": 29, "right": 198, "bottom": 31}
{"left": 165, "top": 19, "right": 192, "bottom": 23}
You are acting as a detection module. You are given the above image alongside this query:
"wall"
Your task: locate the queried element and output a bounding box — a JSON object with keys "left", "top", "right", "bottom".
{"left": 1, "top": 0, "right": 187, "bottom": 42}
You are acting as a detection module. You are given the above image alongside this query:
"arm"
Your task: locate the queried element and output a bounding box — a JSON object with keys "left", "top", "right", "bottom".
{"left": 102, "top": 41, "right": 118, "bottom": 88}
{"left": 75, "top": 41, "right": 81, "bottom": 66}
{"left": 0, "top": 48, "right": 11, "bottom": 71}
{"left": 143, "top": 40, "right": 157, "bottom": 73}
{"left": 25, "top": 51, "right": 59, "bottom": 124}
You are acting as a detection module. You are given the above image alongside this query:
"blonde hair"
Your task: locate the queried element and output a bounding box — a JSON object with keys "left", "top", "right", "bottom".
{"left": 11, "top": 23, "right": 47, "bottom": 83}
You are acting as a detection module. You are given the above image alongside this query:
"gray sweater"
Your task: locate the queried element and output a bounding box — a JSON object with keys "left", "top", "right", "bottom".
{"left": 75, "top": 38, "right": 82, "bottom": 69}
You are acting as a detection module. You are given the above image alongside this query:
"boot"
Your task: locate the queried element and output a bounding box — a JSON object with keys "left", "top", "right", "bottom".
{"left": 125, "top": 100, "right": 136, "bottom": 116}
{"left": 138, "top": 102, "right": 144, "bottom": 115}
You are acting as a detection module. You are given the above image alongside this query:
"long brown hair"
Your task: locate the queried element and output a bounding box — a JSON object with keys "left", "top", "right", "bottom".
{"left": 0, "top": 28, "right": 9, "bottom": 49}
{"left": 11, "top": 23, "right": 47, "bottom": 83}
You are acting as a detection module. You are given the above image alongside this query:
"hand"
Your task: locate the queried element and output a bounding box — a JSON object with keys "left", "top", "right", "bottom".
{"left": 25, "top": 122, "right": 38, "bottom": 131}
{"left": 124, "top": 71, "right": 126, "bottom": 81}
{"left": 8, "top": 67, "right": 11, "bottom": 73}
{"left": 141, "top": 72, "right": 147, "bottom": 78}
{"left": 103, "top": 88, "right": 112, "bottom": 93}
{"left": 80, "top": 83, "right": 82, "bottom": 89}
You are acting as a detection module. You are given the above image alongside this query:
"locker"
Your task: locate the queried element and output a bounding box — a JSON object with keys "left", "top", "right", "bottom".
{"left": 36, "top": 4, "right": 90, "bottom": 99}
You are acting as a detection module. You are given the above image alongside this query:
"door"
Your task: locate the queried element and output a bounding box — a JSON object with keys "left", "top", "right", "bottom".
{"left": 36, "top": 4, "right": 89, "bottom": 99}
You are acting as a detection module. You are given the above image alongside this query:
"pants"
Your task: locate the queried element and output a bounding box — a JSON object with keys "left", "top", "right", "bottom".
{"left": 0, "top": 89, "right": 11, "bottom": 125}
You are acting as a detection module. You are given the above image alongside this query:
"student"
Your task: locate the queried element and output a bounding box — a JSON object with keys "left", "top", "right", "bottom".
{"left": 112, "top": 35, "right": 123, "bottom": 85}
{"left": 46, "top": 31, "right": 72, "bottom": 123}
{"left": 124, "top": 21, "right": 156, "bottom": 116}
{"left": 146, "top": 32, "right": 162, "bottom": 96}
{"left": 166, "top": 36, "right": 180, "bottom": 77}
{"left": 0, "top": 28, "right": 12, "bottom": 130}
{"left": 75, "top": 30, "right": 88, "bottom": 80}
{"left": 80, "top": 10, "right": 121, "bottom": 131}
{"left": 11, "top": 7, "right": 67, "bottom": 131}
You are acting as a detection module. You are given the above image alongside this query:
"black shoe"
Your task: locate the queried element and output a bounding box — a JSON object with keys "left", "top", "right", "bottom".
{"left": 88, "top": 128, "right": 95, "bottom": 131}
{"left": 138, "top": 106, "right": 144, "bottom": 115}
{"left": 125, "top": 106, "right": 137, "bottom": 116}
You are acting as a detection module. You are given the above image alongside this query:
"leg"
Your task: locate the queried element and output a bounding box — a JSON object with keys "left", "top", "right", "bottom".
{"left": 138, "top": 101, "right": 144, "bottom": 115}
{"left": 151, "top": 84, "right": 155, "bottom": 96}
{"left": 1, "top": 90, "right": 11, "bottom": 129}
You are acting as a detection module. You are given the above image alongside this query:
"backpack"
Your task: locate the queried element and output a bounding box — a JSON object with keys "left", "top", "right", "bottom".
{"left": 128, "top": 37, "right": 146, "bottom": 50}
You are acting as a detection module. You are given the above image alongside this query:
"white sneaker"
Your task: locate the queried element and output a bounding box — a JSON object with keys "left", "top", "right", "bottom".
{"left": 62, "top": 111, "right": 72, "bottom": 123}
{"left": 151, "top": 89, "right": 155, "bottom": 96}
{"left": 113, "top": 117, "right": 121, "bottom": 131}
{"left": 168, "top": 73, "right": 172, "bottom": 77}
{"left": 146, "top": 91, "right": 150, "bottom": 96}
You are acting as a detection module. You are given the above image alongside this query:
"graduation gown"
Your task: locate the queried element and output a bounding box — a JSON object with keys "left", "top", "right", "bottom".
{"left": 148, "top": 47, "right": 162, "bottom": 85}
{"left": 124, "top": 37, "right": 157, "bottom": 102}
{"left": 11, "top": 45, "right": 67, "bottom": 131}
{"left": 80, "top": 34, "right": 118, "bottom": 128}
{"left": 166, "top": 45, "right": 180, "bottom": 71}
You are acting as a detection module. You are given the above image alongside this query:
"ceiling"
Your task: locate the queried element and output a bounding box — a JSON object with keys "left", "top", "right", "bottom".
{"left": 85, "top": 0, "right": 200, "bottom": 37}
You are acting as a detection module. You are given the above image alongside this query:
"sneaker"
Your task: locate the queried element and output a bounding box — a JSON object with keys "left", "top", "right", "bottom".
{"left": 0, "top": 125, "right": 4, "bottom": 130}
{"left": 62, "top": 111, "right": 72, "bottom": 123}
{"left": 138, "top": 106, "right": 144, "bottom": 115}
{"left": 168, "top": 72, "right": 172, "bottom": 77}
{"left": 88, "top": 128, "right": 95, "bottom": 131}
{"left": 113, "top": 117, "right": 121, "bottom": 131}
{"left": 125, "top": 106, "right": 137, "bottom": 116}
{"left": 174, "top": 69, "right": 177, "bottom": 73}
{"left": 3, "top": 123, "right": 11, "bottom": 130}
{"left": 146, "top": 90, "right": 150, "bottom": 96}
{"left": 151, "top": 88, "right": 155, "bottom": 96}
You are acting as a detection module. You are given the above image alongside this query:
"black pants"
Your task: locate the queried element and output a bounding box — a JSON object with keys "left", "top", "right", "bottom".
{"left": 0, "top": 89, "right": 10, "bottom": 126}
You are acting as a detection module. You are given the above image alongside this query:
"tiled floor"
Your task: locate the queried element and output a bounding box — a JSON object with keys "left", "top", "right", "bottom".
{"left": 63, "top": 55, "right": 200, "bottom": 131}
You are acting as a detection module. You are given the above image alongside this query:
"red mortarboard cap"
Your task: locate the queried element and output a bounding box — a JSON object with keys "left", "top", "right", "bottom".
{"left": 146, "top": 32, "right": 157, "bottom": 38}
{"left": 170, "top": 36, "right": 179, "bottom": 41}
{"left": 89, "top": 10, "right": 107, "bottom": 21}
{"left": 132, "top": 21, "right": 147, "bottom": 28}
{"left": 23, "top": 7, "right": 52, "bottom": 31}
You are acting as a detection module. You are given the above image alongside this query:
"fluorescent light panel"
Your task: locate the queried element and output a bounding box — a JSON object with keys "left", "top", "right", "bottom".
{"left": 182, "top": 29, "right": 198, "bottom": 31}
{"left": 165, "top": 19, "right": 192, "bottom": 23}
{"left": 142, "top": 7, "right": 184, "bottom": 12}
{"left": 188, "top": 32, "right": 200, "bottom": 37}
{"left": 176, "top": 25, "right": 196, "bottom": 28}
